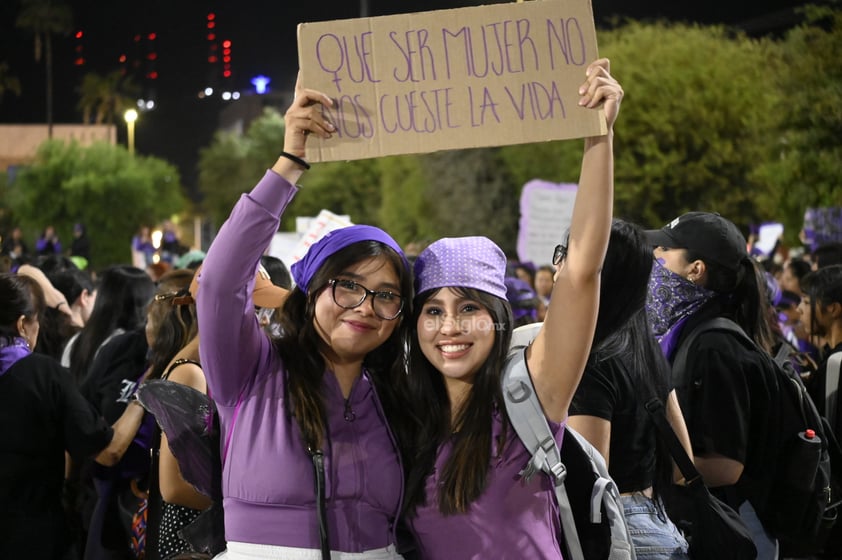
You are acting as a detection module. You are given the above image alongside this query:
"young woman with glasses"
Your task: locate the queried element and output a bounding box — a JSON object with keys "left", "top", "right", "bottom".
{"left": 402, "top": 59, "right": 623, "bottom": 558}
{"left": 196, "top": 76, "right": 415, "bottom": 559}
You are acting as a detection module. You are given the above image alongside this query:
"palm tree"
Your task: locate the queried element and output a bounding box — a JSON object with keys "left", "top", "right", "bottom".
{"left": 15, "top": 0, "right": 73, "bottom": 138}
{"left": 77, "top": 71, "right": 139, "bottom": 125}
{"left": 0, "top": 62, "right": 22, "bottom": 102}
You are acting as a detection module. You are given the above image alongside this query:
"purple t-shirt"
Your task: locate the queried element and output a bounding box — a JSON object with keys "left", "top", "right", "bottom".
{"left": 408, "top": 409, "right": 566, "bottom": 559}
{"left": 198, "top": 170, "right": 403, "bottom": 551}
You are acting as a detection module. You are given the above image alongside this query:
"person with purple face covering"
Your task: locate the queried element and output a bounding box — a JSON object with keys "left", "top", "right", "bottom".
{"left": 402, "top": 58, "right": 622, "bottom": 559}
{"left": 196, "top": 75, "right": 414, "bottom": 559}
{"left": 644, "top": 211, "right": 779, "bottom": 559}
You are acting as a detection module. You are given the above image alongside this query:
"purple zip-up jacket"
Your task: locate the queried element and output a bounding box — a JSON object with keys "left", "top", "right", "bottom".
{"left": 197, "top": 170, "right": 403, "bottom": 551}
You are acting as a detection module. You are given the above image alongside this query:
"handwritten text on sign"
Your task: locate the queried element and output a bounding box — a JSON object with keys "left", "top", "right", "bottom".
{"left": 298, "top": 0, "right": 603, "bottom": 162}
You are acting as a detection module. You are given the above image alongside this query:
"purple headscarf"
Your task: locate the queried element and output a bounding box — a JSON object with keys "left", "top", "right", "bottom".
{"left": 290, "top": 225, "right": 409, "bottom": 294}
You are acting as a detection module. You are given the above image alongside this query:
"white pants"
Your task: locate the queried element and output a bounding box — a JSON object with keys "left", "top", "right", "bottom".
{"left": 214, "top": 542, "right": 403, "bottom": 560}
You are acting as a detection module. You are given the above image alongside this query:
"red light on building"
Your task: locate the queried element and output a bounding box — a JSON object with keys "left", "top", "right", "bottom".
{"left": 74, "top": 58, "right": 84, "bottom": 66}
{"left": 223, "top": 70, "right": 231, "bottom": 78}
{"left": 222, "top": 40, "right": 231, "bottom": 48}
{"left": 207, "top": 13, "right": 215, "bottom": 20}
{"left": 207, "top": 21, "right": 216, "bottom": 29}
{"left": 75, "top": 30, "right": 83, "bottom": 39}
{"left": 147, "top": 71, "right": 158, "bottom": 80}
{"left": 207, "top": 33, "right": 215, "bottom": 41}
{"left": 223, "top": 56, "right": 231, "bottom": 63}
{"left": 119, "top": 54, "right": 126, "bottom": 63}
{"left": 148, "top": 33, "right": 156, "bottom": 40}
{"left": 208, "top": 56, "right": 218, "bottom": 63}
{"left": 147, "top": 53, "right": 157, "bottom": 61}
{"left": 134, "top": 34, "right": 141, "bottom": 42}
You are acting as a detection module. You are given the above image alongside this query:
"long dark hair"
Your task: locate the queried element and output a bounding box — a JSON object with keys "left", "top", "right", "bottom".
{"left": 586, "top": 220, "right": 673, "bottom": 498}
{"left": 145, "top": 269, "right": 197, "bottom": 381}
{"left": 404, "top": 286, "right": 513, "bottom": 516}
{"left": 592, "top": 220, "right": 655, "bottom": 350}
{"left": 69, "top": 265, "right": 154, "bottom": 384}
{"left": 274, "top": 241, "right": 415, "bottom": 457}
{"left": 685, "top": 249, "right": 775, "bottom": 353}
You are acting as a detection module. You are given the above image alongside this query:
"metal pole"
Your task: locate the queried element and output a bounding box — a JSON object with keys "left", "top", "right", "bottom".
{"left": 127, "top": 120, "right": 135, "bottom": 155}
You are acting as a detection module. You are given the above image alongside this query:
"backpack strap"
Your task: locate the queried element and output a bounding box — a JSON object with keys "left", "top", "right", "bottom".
{"left": 503, "top": 347, "right": 635, "bottom": 560}
{"left": 773, "top": 340, "right": 796, "bottom": 367}
{"left": 502, "top": 347, "right": 583, "bottom": 559}
{"left": 644, "top": 398, "right": 700, "bottom": 483}
{"left": 827, "top": 353, "right": 842, "bottom": 430}
{"left": 672, "top": 317, "right": 751, "bottom": 387}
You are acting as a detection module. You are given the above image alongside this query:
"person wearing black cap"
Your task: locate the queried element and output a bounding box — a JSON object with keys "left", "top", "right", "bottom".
{"left": 644, "top": 211, "right": 779, "bottom": 559}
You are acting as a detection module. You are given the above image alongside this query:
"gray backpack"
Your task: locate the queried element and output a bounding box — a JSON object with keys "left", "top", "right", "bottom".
{"left": 502, "top": 346, "right": 636, "bottom": 560}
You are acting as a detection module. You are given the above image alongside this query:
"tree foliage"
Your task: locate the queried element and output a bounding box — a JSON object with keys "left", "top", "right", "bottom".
{"left": 0, "top": 62, "right": 22, "bottom": 102}
{"left": 595, "top": 22, "right": 783, "bottom": 229}
{"left": 8, "top": 140, "right": 185, "bottom": 268}
{"left": 197, "top": 108, "right": 285, "bottom": 228}
{"left": 753, "top": 6, "right": 842, "bottom": 242}
{"left": 15, "top": 0, "right": 73, "bottom": 137}
{"left": 77, "top": 70, "right": 139, "bottom": 124}
{"left": 420, "top": 148, "right": 519, "bottom": 254}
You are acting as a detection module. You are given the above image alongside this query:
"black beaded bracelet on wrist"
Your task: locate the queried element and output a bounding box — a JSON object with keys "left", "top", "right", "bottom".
{"left": 280, "top": 151, "right": 311, "bottom": 170}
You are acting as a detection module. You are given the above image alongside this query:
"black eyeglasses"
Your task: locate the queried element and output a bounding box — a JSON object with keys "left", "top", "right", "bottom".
{"left": 552, "top": 243, "right": 568, "bottom": 266}
{"left": 328, "top": 279, "right": 404, "bottom": 320}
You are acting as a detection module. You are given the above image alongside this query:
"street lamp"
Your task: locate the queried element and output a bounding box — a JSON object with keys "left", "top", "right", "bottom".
{"left": 124, "top": 109, "right": 138, "bottom": 155}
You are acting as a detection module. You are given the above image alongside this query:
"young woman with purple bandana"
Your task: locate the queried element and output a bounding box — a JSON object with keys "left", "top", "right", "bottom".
{"left": 645, "top": 211, "right": 779, "bottom": 559}
{"left": 196, "top": 76, "right": 414, "bottom": 559}
{"left": 402, "top": 58, "right": 622, "bottom": 559}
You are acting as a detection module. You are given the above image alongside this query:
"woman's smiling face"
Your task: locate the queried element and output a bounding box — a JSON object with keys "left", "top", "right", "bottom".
{"left": 416, "top": 287, "right": 496, "bottom": 387}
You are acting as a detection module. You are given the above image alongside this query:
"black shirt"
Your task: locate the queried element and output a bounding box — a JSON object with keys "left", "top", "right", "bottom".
{"left": 570, "top": 356, "right": 660, "bottom": 493}
{"left": 671, "top": 310, "right": 778, "bottom": 509}
{"left": 0, "top": 353, "right": 112, "bottom": 558}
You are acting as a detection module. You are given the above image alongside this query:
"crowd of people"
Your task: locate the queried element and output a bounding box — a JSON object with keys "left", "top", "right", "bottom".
{"left": 1, "top": 57, "right": 842, "bottom": 560}
{"left": 0, "top": 219, "right": 192, "bottom": 279}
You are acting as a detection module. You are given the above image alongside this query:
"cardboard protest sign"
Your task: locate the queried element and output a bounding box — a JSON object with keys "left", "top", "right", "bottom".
{"left": 517, "top": 179, "right": 577, "bottom": 266}
{"left": 298, "top": 0, "right": 603, "bottom": 162}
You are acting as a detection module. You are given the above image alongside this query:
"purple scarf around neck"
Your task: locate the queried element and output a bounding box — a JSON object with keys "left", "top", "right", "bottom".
{"left": 646, "top": 259, "right": 717, "bottom": 360}
{"left": 0, "top": 337, "right": 32, "bottom": 377}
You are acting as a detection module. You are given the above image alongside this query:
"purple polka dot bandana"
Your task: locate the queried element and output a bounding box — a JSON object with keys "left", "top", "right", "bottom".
{"left": 414, "top": 237, "right": 508, "bottom": 300}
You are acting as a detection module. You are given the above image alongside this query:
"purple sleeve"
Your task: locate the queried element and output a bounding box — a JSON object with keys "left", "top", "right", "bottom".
{"left": 197, "top": 170, "right": 298, "bottom": 405}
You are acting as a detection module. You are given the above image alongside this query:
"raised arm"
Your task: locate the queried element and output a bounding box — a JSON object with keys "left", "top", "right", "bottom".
{"left": 527, "top": 59, "right": 623, "bottom": 423}
{"left": 17, "top": 264, "right": 71, "bottom": 316}
{"left": 197, "top": 77, "right": 334, "bottom": 405}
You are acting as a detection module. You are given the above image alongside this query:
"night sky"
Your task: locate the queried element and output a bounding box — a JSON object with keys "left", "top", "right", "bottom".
{"left": 0, "top": 0, "right": 809, "bottom": 193}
